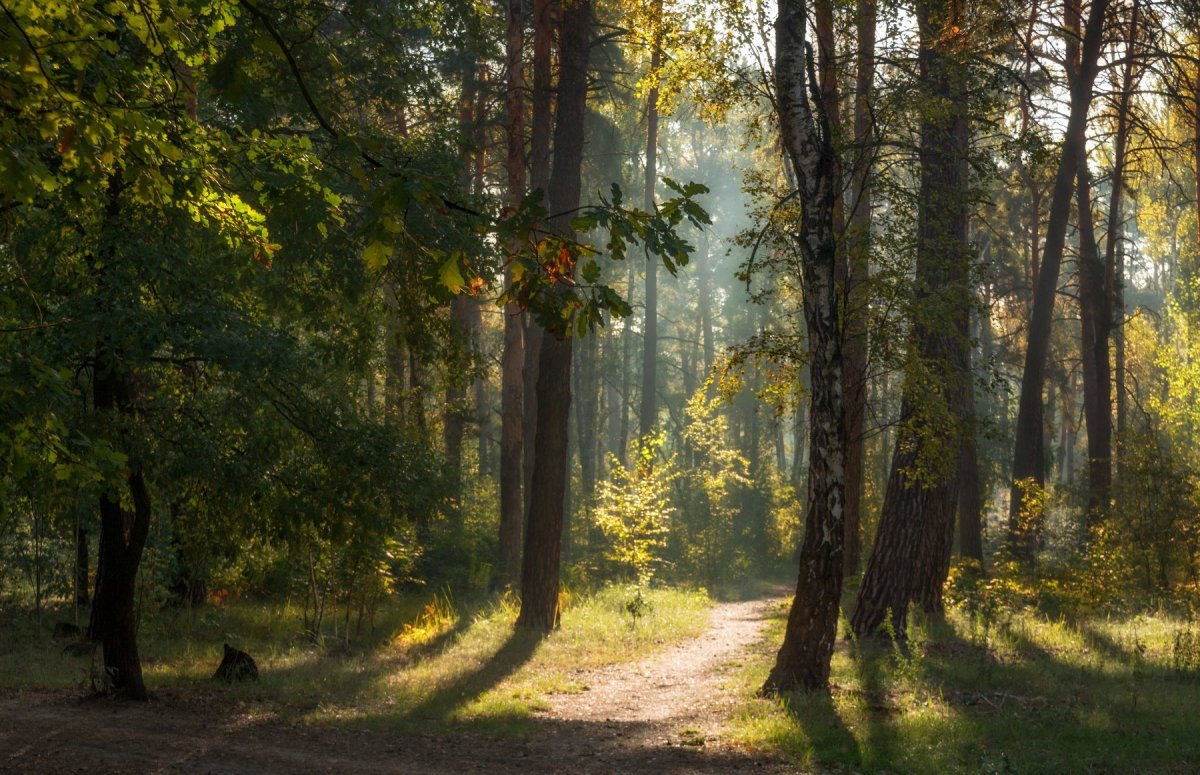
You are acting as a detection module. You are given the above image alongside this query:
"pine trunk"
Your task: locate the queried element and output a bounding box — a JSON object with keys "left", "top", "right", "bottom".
{"left": 639, "top": 0, "right": 663, "bottom": 438}
{"left": 1008, "top": 0, "right": 1110, "bottom": 558}
{"left": 1076, "top": 161, "right": 1112, "bottom": 529}
{"left": 497, "top": 0, "right": 527, "bottom": 589}
{"left": 842, "top": 0, "right": 875, "bottom": 577}
{"left": 518, "top": 0, "right": 591, "bottom": 632}
{"left": 75, "top": 523, "right": 89, "bottom": 607}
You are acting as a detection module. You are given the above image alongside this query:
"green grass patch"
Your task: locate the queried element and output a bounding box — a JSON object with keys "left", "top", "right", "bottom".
{"left": 0, "top": 584, "right": 711, "bottom": 737}
{"left": 729, "top": 599, "right": 1200, "bottom": 774}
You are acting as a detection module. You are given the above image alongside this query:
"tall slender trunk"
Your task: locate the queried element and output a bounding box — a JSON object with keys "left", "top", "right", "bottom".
{"left": 87, "top": 176, "right": 152, "bottom": 701}
{"left": 640, "top": 0, "right": 663, "bottom": 437}
{"left": 1194, "top": 67, "right": 1199, "bottom": 273}
{"left": 75, "top": 519, "right": 89, "bottom": 607}
{"left": 1008, "top": 0, "right": 1111, "bottom": 557}
{"left": 842, "top": 0, "right": 875, "bottom": 577}
{"left": 958, "top": 412, "right": 984, "bottom": 562}
{"left": 575, "top": 333, "right": 599, "bottom": 503}
{"left": 606, "top": 336, "right": 624, "bottom": 473}
{"left": 408, "top": 352, "right": 426, "bottom": 432}
{"left": 524, "top": 0, "right": 554, "bottom": 518}
{"left": 1115, "top": 235, "right": 1126, "bottom": 444}
{"left": 445, "top": 296, "right": 473, "bottom": 525}
{"left": 1107, "top": 0, "right": 1138, "bottom": 468}
{"left": 518, "top": 0, "right": 591, "bottom": 632}
{"left": 1017, "top": 0, "right": 1042, "bottom": 293}
{"left": 444, "top": 60, "right": 481, "bottom": 526}
{"left": 697, "top": 242, "right": 715, "bottom": 381}
{"left": 763, "top": 0, "right": 846, "bottom": 693}
{"left": 618, "top": 257, "right": 634, "bottom": 462}
{"left": 497, "top": 0, "right": 527, "bottom": 588}
{"left": 1076, "top": 159, "right": 1112, "bottom": 527}
{"left": 853, "top": 0, "right": 971, "bottom": 633}
{"left": 470, "top": 73, "right": 490, "bottom": 477}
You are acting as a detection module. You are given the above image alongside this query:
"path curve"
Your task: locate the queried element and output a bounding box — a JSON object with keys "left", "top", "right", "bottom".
{"left": 534, "top": 593, "right": 796, "bottom": 772}
{"left": 0, "top": 594, "right": 796, "bottom": 774}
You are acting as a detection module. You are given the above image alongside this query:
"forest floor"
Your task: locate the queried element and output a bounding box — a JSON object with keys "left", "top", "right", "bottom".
{"left": 0, "top": 592, "right": 796, "bottom": 774}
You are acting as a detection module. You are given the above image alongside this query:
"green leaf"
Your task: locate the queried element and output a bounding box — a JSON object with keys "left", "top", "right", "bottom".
{"left": 439, "top": 255, "right": 466, "bottom": 294}
{"left": 363, "top": 240, "right": 392, "bottom": 271}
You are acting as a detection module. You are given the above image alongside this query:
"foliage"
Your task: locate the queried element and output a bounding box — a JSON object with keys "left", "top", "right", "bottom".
{"left": 673, "top": 389, "right": 753, "bottom": 583}
{"left": 593, "top": 430, "right": 678, "bottom": 587}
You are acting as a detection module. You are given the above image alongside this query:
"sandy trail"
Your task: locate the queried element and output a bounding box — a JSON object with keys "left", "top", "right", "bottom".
{"left": 0, "top": 594, "right": 795, "bottom": 774}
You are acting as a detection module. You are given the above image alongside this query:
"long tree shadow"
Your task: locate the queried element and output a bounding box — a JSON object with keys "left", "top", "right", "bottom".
{"left": 909, "top": 611, "right": 1200, "bottom": 773}
{"left": 779, "top": 684, "right": 863, "bottom": 769}
{"left": 846, "top": 633, "right": 927, "bottom": 770}
{"left": 394, "top": 626, "right": 543, "bottom": 725}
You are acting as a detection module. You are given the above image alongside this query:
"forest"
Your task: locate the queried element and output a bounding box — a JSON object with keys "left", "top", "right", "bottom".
{"left": 1, "top": 0, "right": 1200, "bottom": 771}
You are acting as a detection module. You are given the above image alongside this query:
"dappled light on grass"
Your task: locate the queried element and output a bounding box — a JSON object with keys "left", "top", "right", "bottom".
{"left": 0, "top": 585, "right": 710, "bottom": 737}
{"left": 730, "top": 599, "right": 1200, "bottom": 774}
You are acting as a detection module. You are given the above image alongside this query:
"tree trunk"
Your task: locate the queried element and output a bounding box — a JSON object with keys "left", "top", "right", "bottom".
{"left": 697, "top": 245, "right": 715, "bottom": 381}
{"left": 497, "top": 0, "right": 527, "bottom": 589}
{"left": 854, "top": 0, "right": 971, "bottom": 631}
{"left": 842, "top": 0, "right": 875, "bottom": 577}
{"left": 639, "top": 0, "right": 663, "bottom": 438}
{"left": 408, "top": 351, "right": 426, "bottom": 433}
{"left": 1076, "top": 159, "right": 1112, "bottom": 528}
{"left": 88, "top": 346, "right": 152, "bottom": 701}
{"left": 518, "top": 0, "right": 591, "bottom": 632}
{"left": 84, "top": 176, "right": 152, "bottom": 701}
{"left": 444, "top": 297, "right": 473, "bottom": 526}
{"left": 1016, "top": 0, "right": 1043, "bottom": 294}
{"left": 1115, "top": 235, "right": 1126, "bottom": 445}
{"left": 530, "top": 0, "right": 552, "bottom": 198}
{"left": 762, "top": 0, "right": 846, "bottom": 693}
{"left": 575, "top": 332, "right": 599, "bottom": 501}
{"left": 958, "top": 410, "right": 984, "bottom": 563}
{"left": 523, "top": 0, "right": 554, "bottom": 518}
{"left": 444, "top": 59, "right": 481, "bottom": 526}
{"left": 75, "top": 521, "right": 89, "bottom": 607}
{"left": 1007, "top": 0, "right": 1110, "bottom": 558}
{"left": 618, "top": 256, "right": 634, "bottom": 463}
{"left": 1107, "top": 0, "right": 1139, "bottom": 474}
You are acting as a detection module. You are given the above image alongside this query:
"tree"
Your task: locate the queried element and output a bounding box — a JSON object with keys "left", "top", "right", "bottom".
{"left": 762, "top": 0, "right": 848, "bottom": 693}
{"left": 497, "top": 0, "right": 527, "bottom": 590}
{"left": 640, "top": 0, "right": 665, "bottom": 437}
{"left": 851, "top": 0, "right": 972, "bottom": 637}
{"left": 842, "top": 0, "right": 876, "bottom": 577}
{"left": 518, "top": 0, "right": 593, "bottom": 631}
{"left": 1008, "top": 0, "right": 1112, "bottom": 556}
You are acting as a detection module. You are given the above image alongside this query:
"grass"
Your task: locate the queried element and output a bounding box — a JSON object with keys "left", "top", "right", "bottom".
{"left": 729, "top": 597, "right": 1200, "bottom": 774}
{"left": 0, "top": 584, "right": 712, "bottom": 736}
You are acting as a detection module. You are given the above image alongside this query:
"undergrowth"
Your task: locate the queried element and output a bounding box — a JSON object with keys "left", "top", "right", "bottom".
{"left": 729, "top": 575, "right": 1200, "bottom": 774}
{"left": 0, "top": 584, "right": 711, "bottom": 737}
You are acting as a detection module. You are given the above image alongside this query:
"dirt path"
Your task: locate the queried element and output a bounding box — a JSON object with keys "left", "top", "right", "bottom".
{"left": 0, "top": 595, "right": 795, "bottom": 774}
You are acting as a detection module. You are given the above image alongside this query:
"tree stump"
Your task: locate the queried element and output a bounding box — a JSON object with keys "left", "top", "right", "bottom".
{"left": 213, "top": 643, "right": 258, "bottom": 682}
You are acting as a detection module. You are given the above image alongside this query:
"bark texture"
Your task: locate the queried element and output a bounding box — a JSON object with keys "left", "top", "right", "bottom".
{"left": 842, "top": 0, "right": 875, "bottom": 576}
{"left": 517, "top": 0, "right": 591, "bottom": 632}
{"left": 762, "top": 0, "right": 847, "bottom": 693}
{"left": 85, "top": 177, "right": 151, "bottom": 701}
{"left": 1075, "top": 160, "right": 1112, "bottom": 527}
{"left": 639, "top": 0, "right": 663, "bottom": 438}
{"left": 852, "top": 0, "right": 971, "bottom": 635}
{"left": 497, "top": 0, "right": 527, "bottom": 589}
{"left": 523, "top": 0, "right": 554, "bottom": 518}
